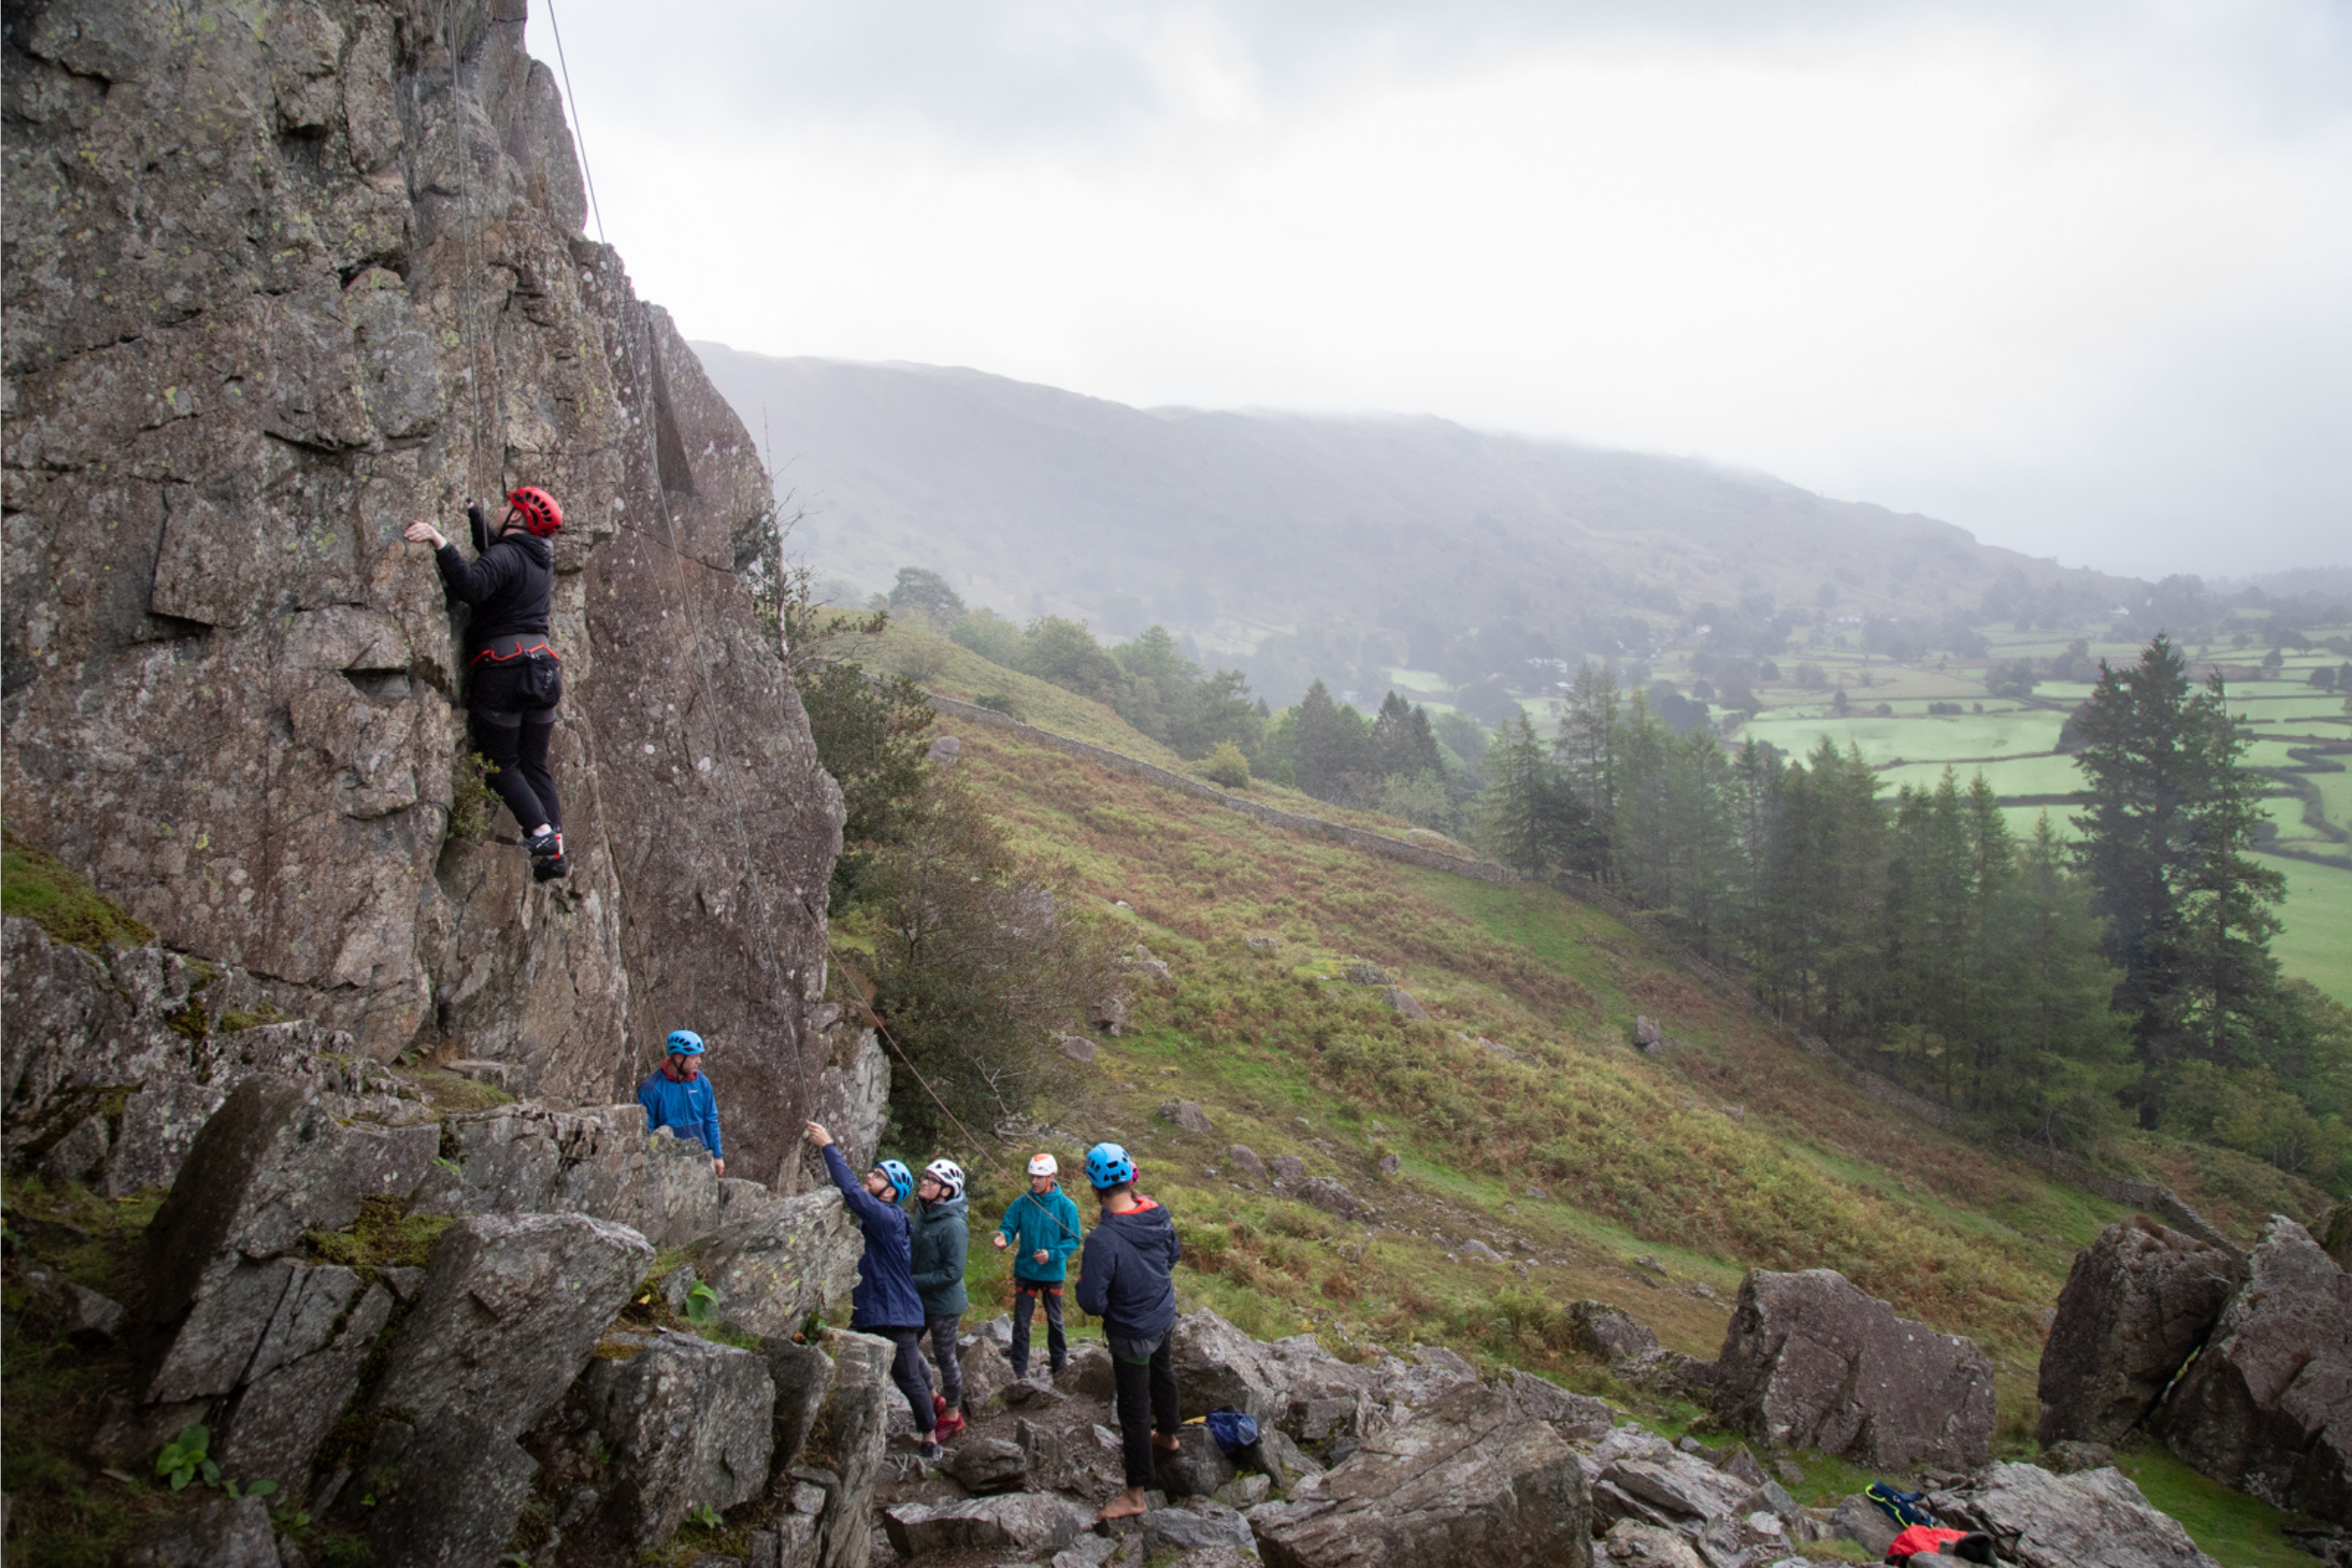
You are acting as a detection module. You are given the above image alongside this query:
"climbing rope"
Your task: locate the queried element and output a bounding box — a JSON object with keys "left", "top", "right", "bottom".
{"left": 541, "top": 0, "right": 608, "bottom": 246}
{"left": 826, "top": 935, "right": 1021, "bottom": 1180}
{"left": 441, "top": 0, "right": 505, "bottom": 500}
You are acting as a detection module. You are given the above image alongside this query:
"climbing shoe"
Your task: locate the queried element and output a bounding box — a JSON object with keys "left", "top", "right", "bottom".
{"left": 524, "top": 826, "right": 562, "bottom": 860}
{"left": 532, "top": 852, "right": 568, "bottom": 883}
{"left": 917, "top": 1440, "right": 942, "bottom": 1464}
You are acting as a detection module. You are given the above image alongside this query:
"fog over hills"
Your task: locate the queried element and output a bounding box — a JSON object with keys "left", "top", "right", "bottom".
{"left": 696, "top": 343, "right": 2134, "bottom": 701}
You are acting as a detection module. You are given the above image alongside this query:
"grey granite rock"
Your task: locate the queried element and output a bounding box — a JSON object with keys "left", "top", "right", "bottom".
{"left": 370, "top": 1211, "right": 653, "bottom": 1438}
{"left": 2038, "top": 1218, "right": 2237, "bottom": 1447}
{"left": 585, "top": 1331, "right": 776, "bottom": 1544}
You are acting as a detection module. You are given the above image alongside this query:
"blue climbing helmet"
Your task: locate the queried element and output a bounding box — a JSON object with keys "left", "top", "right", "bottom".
{"left": 1085, "top": 1142, "right": 1137, "bottom": 1191}
{"left": 665, "top": 1029, "right": 706, "bottom": 1055}
{"left": 876, "top": 1159, "right": 915, "bottom": 1201}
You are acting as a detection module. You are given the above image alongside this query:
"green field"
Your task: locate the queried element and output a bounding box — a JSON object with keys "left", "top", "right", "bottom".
{"left": 1741, "top": 710, "right": 2066, "bottom": 766}
{"left": 2258, "top": 853, "right": 2352, "bottom": 1002}
{"left": 1880, "top": 754, "right": 2084, "bottom": 798}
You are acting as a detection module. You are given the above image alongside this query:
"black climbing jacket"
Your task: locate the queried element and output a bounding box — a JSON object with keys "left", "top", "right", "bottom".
{"left": 436, "top": 530, "right": 558, "bottom": 711}
{"left": 435, "top": 529, "right": 553, "bottom": 656}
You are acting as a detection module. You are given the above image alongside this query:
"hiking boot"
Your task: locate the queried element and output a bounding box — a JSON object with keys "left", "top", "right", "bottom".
{"left": 532, "top": 852, "right": 568, "bottom": 883}
{"left": 934, "top": 1410, "right": 966, "bottom": 1442}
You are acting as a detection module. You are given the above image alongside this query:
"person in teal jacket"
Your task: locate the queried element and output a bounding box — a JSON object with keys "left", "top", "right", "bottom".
{"left": 908, "top": 1157, "right": 971, "bottom": 1440}
{"left": 992, "top": 1152, "right": 1084, "bottom": 1377}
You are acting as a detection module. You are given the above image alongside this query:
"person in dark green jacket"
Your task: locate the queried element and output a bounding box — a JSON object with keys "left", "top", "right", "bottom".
{"left": 909, "top": 1157, "right": 971, "bottom": 1440}
{"left": 992, "top": 1152, "right": 1084, "bottom": 1377}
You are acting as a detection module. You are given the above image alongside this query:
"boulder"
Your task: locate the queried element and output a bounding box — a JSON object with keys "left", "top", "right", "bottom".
{"left": 1157, "top": 1431, "right": 1240, "bottom": 1497}
{"left": 1247, "top": 937, "right": 1284, "bottom": 956}
{"left": 405, "top": 1102, "right": 726, "bottom": 1249}
{"left": 1269, "top": 1154, "right": 1308, "bottom": 1184}
{"left": 1173, "top": 1309, "right": 1287, "bottom": 1426}
{"left": 1296, "top": 1177, "right": 1361, "bottom": 1220}
{"left": 220, "top": 1281, "right": 394, "bottom": 1493}
{"left": 584, "top": 1331, "right": 777, "bottom": 1544}
{"left": 2040, "top": 1440, "right": 2117, "bottom": 1475}
{"left": 2037, "top": 1218, "right": 2238, "bottom": 1446}
{"left": 1633, "top": 1017, "right": 1663, "bottom": 1049}
{"left": 1244, "top": 1423, "right": 1327, "bottom": 1491}
{"left": 764, "top": 1339, "right": 836, "bottom": 1472}
{"left": 1145, "top": 1497, "right": 1254, "bottom": 1553}
{"left": 1059, "top": 1340, "right": 1118, "bottom": 1400}
{"left": 817, "top": 1330, "right": 897, "bottom": 1568}
{"left": 882, "top": 1493, "right": 1088, "bottom": 1556}
{"left": 927, "top": 735, "right": 962, "bottom": 765}
{"left": 370, "top": 1212, "right": 654, "bottom": 1438}
{"left": 1377, "top": 1153, "right": 1400, "bottom": 1178}
{"left": 1225, "top": 1145, "right": 1267, "bottom": 1179}
{"left": 1712, "top": 1268, "right": 1993, "bottom": 1469}
{"left": 1057, "top": 1034, "right": 1099, "bottom": 1062}
{"left": 1597, "top": 1519, "right": 1706, "bottom": 1568}
{"left": 365, "top": 1412, "right": 540, "bottom": 1568}
{"left": 1928, "top": 1460, "right": 2221, "bottom": 1568}
{"left": 1160, "top": 1101, "right": 1214, "bottom": 1135}
{"left": 1250, "top": 1381, "right": 1592, "bottom": 1568}
{"left": 1569, "top": 1300, "right": 1660, "bottom": 1365}
{"left": 16, "top": 1262, "right": 126, "bottom": 1339}
{"left": 1505, "top": 1369, "right": 1616, "bottom": 1442}
{"left": 1829, "top": 1494, "right": 1899, "bottom": 1557}
{"left": 122, "top": 1494, "right": 280, "bottom": 1568}
{"left": 141, "top": 1078, "right": 435, "bottom": 1326}
{"left": 1378, "top": 1345, "right": 1481, "bottom": 1417}
{"left": 2159, "top": 1215, "right": 2352, "bottom": 1524}
{"left": 1218, "top": 1473, "right": 1274, "bottom": 1509}
{"left": 947, "top": 1435, "right": 1031, "bottom": 1494}
{"left": 1091, "top": 995, "right": 1130, "bottom": 1036}
{"left": 694, "top": 1189, "right": 863, "bottom": 1338}
{"left": 1382, "top": 988, "right": 1428, "bottom": 1020}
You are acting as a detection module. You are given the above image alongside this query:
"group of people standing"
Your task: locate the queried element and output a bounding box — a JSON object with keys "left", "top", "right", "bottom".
{"left": 804, "top": 1122, "right": 1186, "bottom": 1523}
{"left": 431, "top": 496, "right": 1192, "bottom": 1524}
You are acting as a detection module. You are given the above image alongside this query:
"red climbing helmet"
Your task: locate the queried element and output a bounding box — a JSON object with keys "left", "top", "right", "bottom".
{"left": 507, "top": 485, "right": 564, "bottom": 536}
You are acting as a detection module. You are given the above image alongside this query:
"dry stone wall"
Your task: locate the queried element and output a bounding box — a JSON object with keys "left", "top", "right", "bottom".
{"left": 3, "top": 0, "right": 842, "bottom": 1185}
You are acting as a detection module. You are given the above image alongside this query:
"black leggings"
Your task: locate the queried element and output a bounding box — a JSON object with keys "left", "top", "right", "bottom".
{"left": 927, "top": 1313, "right": 963, "bottom": 1410}
{"left": 473, "top": 708, "right": 560, "bottom": 834}
{"left": 883, "top": 1327, "right": 936, "bottom": 1435}
{"left": 1107, "top": 1332, "right": 1179, "bottom": 1489}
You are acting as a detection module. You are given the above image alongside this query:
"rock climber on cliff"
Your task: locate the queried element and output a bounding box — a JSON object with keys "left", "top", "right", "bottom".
{"left": 804, "top": 1119, "right": 941, "bottom": 1462}
{"left": 1073, "top": 1142, "right": 1183, "bottom": 1522}
{"left": 637, "top": 1030, "right": 723, "bottom": 1175}
{"left": 405, "top": 487, "right": 568, "bottom": 881}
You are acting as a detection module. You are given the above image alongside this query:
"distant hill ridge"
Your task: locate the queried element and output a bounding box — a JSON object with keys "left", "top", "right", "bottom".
{"left": 695, "top": 344, "right": 2133, "bottom": 701}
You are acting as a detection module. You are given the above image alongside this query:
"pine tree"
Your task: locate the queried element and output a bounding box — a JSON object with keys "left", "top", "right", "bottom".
{"left": 2073, "top": 637, "right": 2289, "bottom": 1108}
{"left": 1478, "top": 714, "right": 1593, "bottom": 875}
{"left": 1295, "top": 680, "right": 1370, "bottom": 804}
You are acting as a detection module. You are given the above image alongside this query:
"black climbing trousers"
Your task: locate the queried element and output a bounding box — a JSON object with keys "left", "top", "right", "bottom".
{"left": 1107, "top": 1331, "right": 1180, "bottom": 1490}
{"left": 472, "top": 708, "right": 560, "bottom": 835}
{"left": 883, "top": 1327, "right": 937, "bottom": 1435}
{"left": 1010, "top": 1285, "right": 1066, "bottom": 1377}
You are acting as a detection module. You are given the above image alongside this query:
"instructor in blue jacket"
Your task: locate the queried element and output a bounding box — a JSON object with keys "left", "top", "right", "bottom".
{"left": 637, "top": 1030, "right": 723, "bottom": 1175}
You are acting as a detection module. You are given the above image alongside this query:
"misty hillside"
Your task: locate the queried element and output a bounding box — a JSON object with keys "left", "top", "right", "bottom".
{"left": 696, "top": 344, "right": 2133, "bottom": 702}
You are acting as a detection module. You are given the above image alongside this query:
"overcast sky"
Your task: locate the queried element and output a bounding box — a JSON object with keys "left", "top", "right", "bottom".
{"left": 543, "top": 0, "right": 2352, "bottom": 579}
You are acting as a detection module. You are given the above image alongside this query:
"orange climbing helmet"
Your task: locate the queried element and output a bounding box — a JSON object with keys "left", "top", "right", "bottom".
{"left": 507, "top": 485, "right": 564, "bottom": 536}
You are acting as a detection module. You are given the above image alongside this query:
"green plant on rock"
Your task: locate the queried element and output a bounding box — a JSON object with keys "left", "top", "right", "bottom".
{"left": 686, "top": 1501, "right": 723, "bottom": 1530}
{"left": 1, "top": 828, "right": 156, "bottom": 951}
{"left": 157, "top": 1423, "right": 217, "bottom": 1492}
{"left": 683, "top": 1281, "right": 720, "bottom": 1325}
{"left": 448, "top": 750, "right": 497, "bottom": 843}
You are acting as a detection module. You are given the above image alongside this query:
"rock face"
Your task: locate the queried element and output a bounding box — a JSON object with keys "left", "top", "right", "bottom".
{"left": 584, "top": 1331, "right": 776, "bottom": 1544}
{"left": 1712, "top": 1268, "right": 1993, "bottom": 1470}
{"left": 1250, "top": 1381, "right": 1591, "bottom": 1568}
{"left": 1, "top": 0, "right": 845, "bottom": 1186}
{"left": 2159, "top": 1216, "right": 2352, "bottom": 1525}
{"left": 1928, "top": 1461, "right": 2221, "bottom": 1568}
{"left": 371, "top": 1210, "right": 653, "bottom": 1437}
{"left": 2038, "top": 1218, "right": 2238, "bottom": 1447}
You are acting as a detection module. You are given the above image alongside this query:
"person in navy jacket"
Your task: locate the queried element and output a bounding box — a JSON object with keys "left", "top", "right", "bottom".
{"left": 637, "top": 1030, "right": 723, "bottom": 1174}
{"left": 805, "top": 1118, "right": 940, "bottom": 1459}
{"left": 1073, "top": 1141, "right": 1183, "bottom": 1521}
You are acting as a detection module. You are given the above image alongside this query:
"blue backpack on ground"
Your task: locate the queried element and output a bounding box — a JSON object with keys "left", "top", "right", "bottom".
{"left": 1204, "top": 1406, "right": 1260, "bottom": 1455}
{"left": 1866, "top": 1481, "right": 1936, "bottom": 1529}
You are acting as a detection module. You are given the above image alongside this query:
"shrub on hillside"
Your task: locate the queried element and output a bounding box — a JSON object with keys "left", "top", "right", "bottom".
{"left": 861, "top": 773, "right": 1122, "bottom": 1148}
{"left": 1199, "top": 741, "right": 1251, "bottom": 789}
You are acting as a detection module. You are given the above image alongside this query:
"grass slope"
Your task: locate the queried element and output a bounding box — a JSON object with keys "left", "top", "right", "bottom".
{"left": 921, "top": 722, "right": 2332, "bottom": 1563}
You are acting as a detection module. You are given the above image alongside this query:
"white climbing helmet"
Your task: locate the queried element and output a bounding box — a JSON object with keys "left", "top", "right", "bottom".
{"left": 1027, "top": 1152, "right": 1058, "bottom": 1178}
{"left": 923, "top": 1157, "right": 965, "bottom": 1199}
